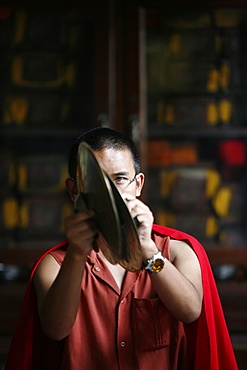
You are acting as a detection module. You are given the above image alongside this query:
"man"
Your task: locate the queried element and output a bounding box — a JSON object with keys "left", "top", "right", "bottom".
{"left": 5, "top": 127, "right": 237, "bottom": 369}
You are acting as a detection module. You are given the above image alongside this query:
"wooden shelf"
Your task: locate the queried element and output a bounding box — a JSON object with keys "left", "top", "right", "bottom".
{"left": 205, "top": 246, "right": 247, "bottom": 265}
{"left": 148, "top": 125, "right": 247, "bottom": 139}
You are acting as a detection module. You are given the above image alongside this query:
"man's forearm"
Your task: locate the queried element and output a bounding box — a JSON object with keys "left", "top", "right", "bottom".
{"left": 150, "top": 259, "right": 202, "bottom": 323}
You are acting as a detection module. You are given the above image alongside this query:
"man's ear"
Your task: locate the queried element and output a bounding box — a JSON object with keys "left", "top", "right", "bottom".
{"left": 65, "top": 178, "right": 79, "bottom": 201}
{"left": 135, "top": 173, "right": 145, "bottom": 197}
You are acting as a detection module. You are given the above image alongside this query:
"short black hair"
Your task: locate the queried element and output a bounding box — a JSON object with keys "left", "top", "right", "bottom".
{"left": 68, "top": 127, "right": 140, "bottom": 179}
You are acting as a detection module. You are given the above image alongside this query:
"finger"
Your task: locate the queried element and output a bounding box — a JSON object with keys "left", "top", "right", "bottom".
{"left": 122, "top": 193, "right": 135, "bottom": 201}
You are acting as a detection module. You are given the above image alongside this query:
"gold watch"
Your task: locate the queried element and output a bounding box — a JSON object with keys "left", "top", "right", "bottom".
{"left": 142, "top": 249, "right": 166, "bottom": 274}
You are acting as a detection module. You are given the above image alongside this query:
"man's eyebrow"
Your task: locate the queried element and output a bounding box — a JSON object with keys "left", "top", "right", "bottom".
{"left": 111, "top": 171, "right": 130, "bottom": 176}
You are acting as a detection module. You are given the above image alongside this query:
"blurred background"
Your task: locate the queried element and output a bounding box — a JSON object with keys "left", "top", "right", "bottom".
{"left": 0, "top": 0, "right": 247, "bottom": 368}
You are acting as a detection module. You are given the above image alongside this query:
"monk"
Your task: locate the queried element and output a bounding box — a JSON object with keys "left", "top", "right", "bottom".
{"left": 5, "top": 127, "right": 238, "bottom": 370}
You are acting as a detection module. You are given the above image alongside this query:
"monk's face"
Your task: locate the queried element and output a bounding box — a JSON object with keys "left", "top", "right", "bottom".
{"left": 94, "top": 147, "right": 144, "bottom": 198}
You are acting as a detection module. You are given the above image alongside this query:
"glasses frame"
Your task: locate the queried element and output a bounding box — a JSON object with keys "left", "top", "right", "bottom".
{"left": 69, "top": 173, "right": 139, "bottom": 189}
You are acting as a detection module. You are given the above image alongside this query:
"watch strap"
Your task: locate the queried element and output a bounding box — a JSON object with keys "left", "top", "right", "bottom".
{"left": 142, "top": 249, "right": 166, "bottom": 274}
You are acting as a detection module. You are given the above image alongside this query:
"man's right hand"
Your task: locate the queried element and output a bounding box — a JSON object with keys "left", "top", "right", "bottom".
{"left": 64, "top": 210, "right": 97, "bottom": 259}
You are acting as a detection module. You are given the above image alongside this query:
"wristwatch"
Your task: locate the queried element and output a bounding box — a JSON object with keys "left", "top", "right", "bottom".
{"left": 142, "top": 249, "right": 166, "bottom": 274}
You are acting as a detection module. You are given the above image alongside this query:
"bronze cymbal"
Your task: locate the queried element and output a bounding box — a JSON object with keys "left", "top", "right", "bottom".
{"left": 76, "top": 142, "right": 141, "bottom": 271}
{"left": 108, "top": 179, "right": 142, "bottom": 271}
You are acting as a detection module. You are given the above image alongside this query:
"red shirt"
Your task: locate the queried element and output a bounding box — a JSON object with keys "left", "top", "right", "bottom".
{"left": 49, "top": 234, "right": 186, "bottom": 370}
{"left": 5, "top": 225, "right": 238, "bottom": 370}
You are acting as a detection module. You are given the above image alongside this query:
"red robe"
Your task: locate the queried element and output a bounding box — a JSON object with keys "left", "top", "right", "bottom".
{"left": 5, "top": 225, "right": 238, "bottom": 370}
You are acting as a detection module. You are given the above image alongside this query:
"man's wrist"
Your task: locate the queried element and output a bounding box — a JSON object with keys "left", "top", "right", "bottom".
{"left": 141, "top": 241, "right": 158, "bottom": 261}
{"left": 142, "top": 249, "right": 166, "bottom": 274}
{"left": 67, "top": 244, "right": 89, "bottom": 262}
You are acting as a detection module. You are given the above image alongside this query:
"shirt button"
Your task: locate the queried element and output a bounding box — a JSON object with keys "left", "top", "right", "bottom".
{"left": 95, "top": 267, "right": 100, "bottom": 271}
{"left": 120, "top": 299, "right": 124, "bottom": 304}
{"left": 120, "top": 341, "right": 125, "bottom": 347}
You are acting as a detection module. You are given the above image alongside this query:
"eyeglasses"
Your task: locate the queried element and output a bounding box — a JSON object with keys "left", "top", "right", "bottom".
{"left": 70, "top": 174, "right": 138, "bottom": 190}
{"left": 112, "top": 174, "right": 137, "bottom": 189}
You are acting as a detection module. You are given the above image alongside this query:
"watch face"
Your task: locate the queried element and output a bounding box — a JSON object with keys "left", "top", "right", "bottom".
{"left": 151, "top": 258, "right": 165, "bottom": 273}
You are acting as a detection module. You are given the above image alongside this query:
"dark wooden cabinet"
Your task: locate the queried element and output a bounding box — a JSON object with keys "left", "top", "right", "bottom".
{"left": 0, "top": 3, "right": 110, "bottom": 365}
{"left": 136, "top": 3, "right": 247, "bottom": 368}
{"left": 110, "top": 2, "right": 247, "bottom": 368}
{"left": 0, "top": 1, "right": 109, "bottom": 250}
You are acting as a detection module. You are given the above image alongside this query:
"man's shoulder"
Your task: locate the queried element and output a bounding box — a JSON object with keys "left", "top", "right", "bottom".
{"left": 152, "top": 224, "right": 195, "bottom": 240}
{"left": 30, "top": 240, "right": 68, "bottom": 277}
{"left": 152, "top": 224, "right": 205, "bottom": 254}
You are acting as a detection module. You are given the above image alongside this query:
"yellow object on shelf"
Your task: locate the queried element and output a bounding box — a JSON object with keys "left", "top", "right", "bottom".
{"left": 3, "top": 198, "right": 19, "bottom": 229}
{"left": 213, "top": 187, "right": 232, "bottom": 217}
{"left": 207, "top": 69, "right": 219, "bottom": 92}
{"left": 206, "top": 216, "right": 219, "bottom": 238}
{"left": 206, "top": 169, "right": 221, "bottom": 198}
{"left": 207, "top": 102, "right": 218, "bottom": 126}
{"left": 219, "top": 99, "right": 232, "bottom": 124}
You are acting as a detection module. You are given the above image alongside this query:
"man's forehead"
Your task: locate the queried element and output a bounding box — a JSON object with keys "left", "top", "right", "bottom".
{"left": 94, "top": 148, "right": 133, "bottom": 167}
